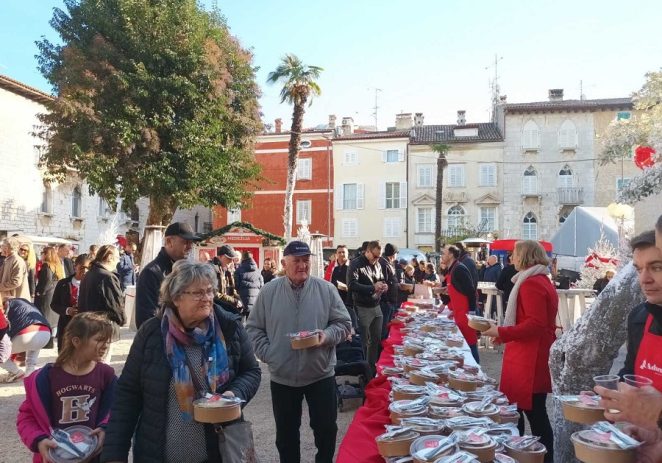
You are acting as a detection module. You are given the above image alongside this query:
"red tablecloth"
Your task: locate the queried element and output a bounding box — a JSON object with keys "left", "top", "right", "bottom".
{"left": 336, "top": 322, "right": 405, "bottom": 463}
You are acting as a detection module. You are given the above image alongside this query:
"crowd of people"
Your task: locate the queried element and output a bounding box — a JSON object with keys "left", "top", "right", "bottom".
{"left": 2, "top": 213, "right": 662, "bottom": 462}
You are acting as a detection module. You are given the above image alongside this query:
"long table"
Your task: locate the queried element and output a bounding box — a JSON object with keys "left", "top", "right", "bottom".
{"left": 336, "top": 314, "right": 479, "bottom": 463}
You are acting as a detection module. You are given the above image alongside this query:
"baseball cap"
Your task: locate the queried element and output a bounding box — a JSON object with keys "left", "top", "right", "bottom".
{"left": 217, "top": 244, "right": 238, "bottom": 259}
{"left": 164, "top": 222, "right": 202, "bottom": 241}
{"left": 283, "top": 241, "right": 312, "bottom": 257}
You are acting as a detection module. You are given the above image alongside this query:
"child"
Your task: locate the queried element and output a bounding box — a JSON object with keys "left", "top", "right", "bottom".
{"left": 17, "top": 312, "right": 117, "bottom": 463}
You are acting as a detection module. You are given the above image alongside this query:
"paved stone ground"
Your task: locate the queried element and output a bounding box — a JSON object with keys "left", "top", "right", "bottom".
{"left": 0, "top": 329, "right": 513, "bottom": 463}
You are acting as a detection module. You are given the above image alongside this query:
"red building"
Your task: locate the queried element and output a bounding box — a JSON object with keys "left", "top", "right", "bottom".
{"left": 213, "top": 125, "right": 335, "bottom": 261}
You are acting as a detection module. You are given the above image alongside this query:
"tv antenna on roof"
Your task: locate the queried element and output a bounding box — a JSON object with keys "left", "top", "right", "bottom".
{"left": 485, "top": 54, "right": 503, "bottom": 122}
{"left": 370, "top": 88, "right": 382, "bottom": 129}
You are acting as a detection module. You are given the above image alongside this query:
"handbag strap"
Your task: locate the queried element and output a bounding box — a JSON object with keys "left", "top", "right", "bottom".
{"left": 182, "top": 350, "right": 223, "bottom": 463}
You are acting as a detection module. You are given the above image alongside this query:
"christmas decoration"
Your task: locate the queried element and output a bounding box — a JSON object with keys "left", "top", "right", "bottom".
{"left": 618, "top": 163, "right": 662, "bottom": 204}
{"left": 634, "top": 145, "right": 657, "bottom": 169}
{"left": 575, "top": 233, "right": 619, "bottom": 290}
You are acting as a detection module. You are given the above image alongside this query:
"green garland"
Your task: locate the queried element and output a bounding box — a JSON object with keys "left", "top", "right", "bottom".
{"left": 199, "top": 221, "right": 286, "bottom": 246}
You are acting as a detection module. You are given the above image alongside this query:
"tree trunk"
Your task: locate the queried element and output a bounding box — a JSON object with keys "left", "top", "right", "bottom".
{"left": 283, "top": 101, "right": 305, "bottom": 239}
{"left": 435, "top": 157, "right": 446, "bottom": 252}
{"left": 147, "top": 195, "right": 177, "bottom": 226}
{"left": 549, "top": 263, "right": 644, "bottom": 462}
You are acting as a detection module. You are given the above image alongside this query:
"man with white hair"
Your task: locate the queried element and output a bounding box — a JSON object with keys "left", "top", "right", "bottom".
{"left": 0, "top": 237, "right": 30, "bottom": 300}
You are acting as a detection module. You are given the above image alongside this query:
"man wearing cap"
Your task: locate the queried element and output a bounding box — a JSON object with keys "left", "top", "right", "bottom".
{"left": 135, "top": 222, "right": 201, "bottom": 328}
{"left": 212, "top": 244, "right": 243, "bottom": 315}
{"left": 247, "top": 240, "right": 351, "bottom": 463}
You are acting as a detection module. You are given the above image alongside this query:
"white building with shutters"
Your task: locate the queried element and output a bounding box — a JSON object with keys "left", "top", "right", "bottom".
{"left": 496, "top": 90, "right": 633, "bottom": 241}
{"left": 407, "top": 112, "right": 504, "bottom": 251}
{"left": 332, "top": 125, "right": 410, "bottom": 249}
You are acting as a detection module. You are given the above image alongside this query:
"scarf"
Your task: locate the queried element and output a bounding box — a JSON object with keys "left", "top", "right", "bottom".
{"left": 161, "top": 306, "right": 230, "bottom": 421}
{"left": 503, "top": 264, "right": 549, "bottom": 327}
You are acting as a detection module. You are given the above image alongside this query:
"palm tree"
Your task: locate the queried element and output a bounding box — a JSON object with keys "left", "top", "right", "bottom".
{"left": 267, "top": 54, "right": 323, "bottom": 239}
{"left": 431, "top": 143, "right": 450, "bottom": 252}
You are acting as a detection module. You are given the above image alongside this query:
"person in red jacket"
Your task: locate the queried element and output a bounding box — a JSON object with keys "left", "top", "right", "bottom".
{"left": 441, "top": 245, "right": 479, "bottom": 363}
{"left": 483, "top": 240, "right": 557, "bottom": 462}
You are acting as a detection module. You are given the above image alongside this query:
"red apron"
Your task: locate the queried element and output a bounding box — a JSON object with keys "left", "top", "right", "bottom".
{"left": 445, "top": 273, "right": 477, "bottom": 346}
{"left": 634, "top": 314, "right": 662, "bottom": 391}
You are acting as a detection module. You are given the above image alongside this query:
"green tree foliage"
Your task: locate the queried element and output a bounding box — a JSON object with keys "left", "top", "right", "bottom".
{"left": 36, "top": 0, "right": 262, "bottom": 225}
{"left": 267, "top": 54, "right": 322, "bottom": 238}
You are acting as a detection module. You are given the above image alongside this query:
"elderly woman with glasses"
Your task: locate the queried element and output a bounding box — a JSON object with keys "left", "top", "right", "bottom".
{"left": 101, "top": 261, "right": 261, "bottom": 463}
{"left": 51, "top": 254, "right": 92, "bottom": 352}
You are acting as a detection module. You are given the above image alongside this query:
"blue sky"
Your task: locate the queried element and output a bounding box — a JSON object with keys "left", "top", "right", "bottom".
{"left": 1, "top": 0, "right": 661, "bottom": 129}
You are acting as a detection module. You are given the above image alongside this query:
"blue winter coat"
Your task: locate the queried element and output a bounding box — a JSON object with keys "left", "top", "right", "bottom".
{"left": 234, "top": 258, "right": 263, "bottom": 314}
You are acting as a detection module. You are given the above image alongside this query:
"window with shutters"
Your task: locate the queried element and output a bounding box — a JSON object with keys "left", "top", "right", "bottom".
{"left": 447, "top": 205, "right": 466, "bottom": 229}
{"left": 297, "top": 158, "right": 312, "bottom": 180}
{"left": 616, "top": 111, "right": 631, "bottom": 121}
{"left": 71, "top": 186, "right": 82, "bottom": 218}
{"left": 344, "top": 151, "right": 358, "bottom": 165}
{"left": 384, "top": 217, "right": 402, "bottom": 238}
{"left": 342, "top": 218, "right": 358, "bottom": 237}
{"left": 480, "top": 207, "right": 496, "bottom": 231}
{"left": 417, "top": 208, "right": 434, "bottom": 233}
{"left": 385, "top": 149, "right": 403, "bottom": 163}
{"left": 447, "top": 165, "right": 465, "bottom": 188}
{"left": 417, "top": 164, "right": 434, "bottom": 188}
{"left": 385, "top": 182, "right": 400, "bottom": 208}
{"left": 558, "top": 165, "right": 574, "bottom": 188}
{"left": 522, "top": 120, "right": 540, "bottom": 150}
{"left": 338, "top": 183, "right": 364, "bottom": 210}
{"left": 522, "top": 212, "right": 538, "bottom": 240}
{"left": 616, "top": 177, "right": 631, "bottom": 196}
{"left": 41, "top": 184, "right": 53, "bottom": 214}
{"left": 558, "top": 120, "right": 578, "bottom": 149}
{"left": 522, "top": 166, "right": 538, "bottom": 195}
{"left": 479, "top": 164, "right": 496, "bottom": 187}
{"left": 296, "top": 200, "right": 311, "bottom": 224}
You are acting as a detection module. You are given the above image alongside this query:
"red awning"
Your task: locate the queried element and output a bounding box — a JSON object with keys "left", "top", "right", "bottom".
{"left": 490, "top": 239, "right": 553, "bottom": 252}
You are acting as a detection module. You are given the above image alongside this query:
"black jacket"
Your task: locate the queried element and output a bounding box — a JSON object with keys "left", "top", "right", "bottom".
{"left": 51, "top": 276, "right": 77, "bottom": 348}
{"left": 496, "top": 264, "right": 517, "bottom": 303}
{"left": 459, "top": 252, "right": 479, "bottom": 291}
{"left": 135, "top": 248, "right": 174, "bottom": 328}
{"left": 6, "top": 298, "right": 50, "bottom": 338}
{"left": 234, "top": 258, "right": 263, "bottom": 314}
{"left": 619, "top": 302, "right": 662, "bottom": 377}
{"left": 79, "top": 262, "right": 125, "bottom": 326}
{"left": 100, "top": 305, "right": 261, "bottom": 463}
{"left": 331, "top": 262, "right": 351, "bottom": 306}
{"left": 348, "top": 254, "right": 384, "bottom": 308}
{"left": 35, "top": 265, "right": 57, "bottom": 315}
{"left": 450, "top": 260, "right": 477, "bottom": 309}
{"left": 261, "top": 269, "right": 276, "bottom": 284}
{"left": 379, "top": 256, "right": 399, "bottom": 304}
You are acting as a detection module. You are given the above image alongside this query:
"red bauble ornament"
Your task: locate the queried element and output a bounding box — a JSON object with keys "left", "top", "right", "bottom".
{"left": 634, "top": 146, "right": 657, "bottom": 169}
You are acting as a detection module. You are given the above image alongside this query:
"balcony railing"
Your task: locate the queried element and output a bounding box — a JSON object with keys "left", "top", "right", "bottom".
{"left": 557, "top": 187, "right": 584, "bottom": 205}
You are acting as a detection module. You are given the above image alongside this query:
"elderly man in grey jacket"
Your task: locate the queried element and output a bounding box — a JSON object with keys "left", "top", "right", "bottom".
{"left": 247, "top": 240, "right": 351, "bottom": 463}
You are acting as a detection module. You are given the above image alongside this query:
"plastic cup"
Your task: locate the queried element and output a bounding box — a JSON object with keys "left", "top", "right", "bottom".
{"left": 623, "top": 374, "right": 653, "bottom": 388}
{"left": 593, "top": 374, "right": 620, "bottom": 390}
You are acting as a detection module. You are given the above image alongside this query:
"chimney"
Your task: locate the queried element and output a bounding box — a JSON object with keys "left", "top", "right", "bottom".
{"left": 395, "top": 113, "right": 413, "bottom": 130}
{"left": 274, "top": 118, "right": 283, "bottom": 133}
{"left": 414, "top": 112, "right": 424, "bottom": 127}
{"left": 341, "top": 116, "right": 354, "bottom": 136}
{"left": 457, "top": 110, "right": 466, "bottom": 126}
{"left": 548, "top": 89, "right": 564, "bottom": 101}
{"left": 499, "top": 95, "right": 507, "bottom": 103}
{"left": 328, "top": 114, "right": 336, "bottom": 130}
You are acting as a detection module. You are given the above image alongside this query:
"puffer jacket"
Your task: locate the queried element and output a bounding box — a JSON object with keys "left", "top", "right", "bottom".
{"left": 234, "top": 258, "right": 263, "bottom": 314}
{"left": 100, "top": 304, "right": 261, "bottom": 463}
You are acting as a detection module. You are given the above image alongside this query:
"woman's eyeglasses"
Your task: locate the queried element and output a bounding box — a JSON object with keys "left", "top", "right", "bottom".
{"left": 181, "top": 288, "right": 215, "bottom": 300}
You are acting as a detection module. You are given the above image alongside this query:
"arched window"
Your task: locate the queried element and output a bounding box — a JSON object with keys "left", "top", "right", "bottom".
{"left": 559, "top": 205, "right": 575, "bottom": 224}
{"left": 447, "top": 205, "right": 466, "bottom": 230}
{"left": 71, "top": 186, "right": 82, "bottom": 218}
{"left": 559, "top": 119, "right": 578, "bottom": 149}
{"left": 522, "top": 212, "right": 538, "bottom": 240}
{"left": 522, "top": 166, "right": 538, "bottom": 195}
{"left": 558, "top": 164, "right": 574, "bottom": 188}
{"left": 522, "top": 120, "right": 540, "bottom": 150}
